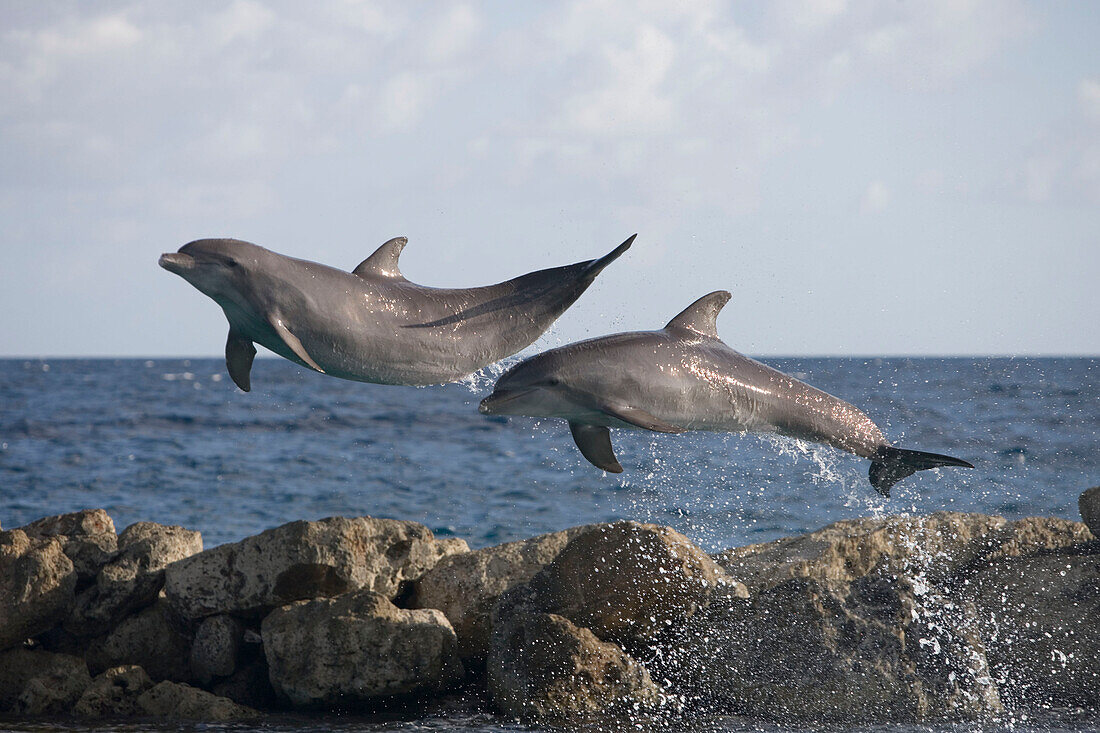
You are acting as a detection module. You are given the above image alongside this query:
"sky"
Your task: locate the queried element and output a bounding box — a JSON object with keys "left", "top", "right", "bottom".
{"left": 1, "top": 0, "right": 1097, "bottom": 358}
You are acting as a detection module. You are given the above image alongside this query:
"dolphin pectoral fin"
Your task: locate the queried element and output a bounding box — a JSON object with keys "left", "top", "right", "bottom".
{"left": 225, "top": 330, "right": 257, "bottom": 391}
{"left": 596, "top": 402, "right": 687, "bottom": 434}
{"left": 569, "top": 422, "right": 623, "bottom": 473}
{"left": 268, "top": 316, "right": 325, "bottom": 373}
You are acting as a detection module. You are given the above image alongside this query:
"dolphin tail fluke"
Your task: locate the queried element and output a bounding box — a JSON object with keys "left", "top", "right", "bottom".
{"left": 582, "top": 234, "right": 636, "bottom": 279}
{"left": 868, "top": 446, "right": 974, "bottom": 497}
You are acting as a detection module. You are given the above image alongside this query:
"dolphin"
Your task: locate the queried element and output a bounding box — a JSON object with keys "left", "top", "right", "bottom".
{"left": 159, "top": 234, "right": 635, "bottom": 390}
{"left": 479, "top": 290, "right": 973, "bottom": 496}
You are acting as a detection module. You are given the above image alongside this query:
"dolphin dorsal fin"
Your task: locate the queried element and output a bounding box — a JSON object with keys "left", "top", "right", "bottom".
{"left": 664, "top": 291, "right": 731, "bottom": 338}
{"left": 352, "top": 237, "right": 408, "bottom": 279}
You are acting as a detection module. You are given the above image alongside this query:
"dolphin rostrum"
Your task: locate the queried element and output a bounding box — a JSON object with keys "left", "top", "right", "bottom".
{"left": 479, "top": 290, "right": 973, "bottom": 496}
{"left": 159, "top": 235, "right": 635, "bottom": 389}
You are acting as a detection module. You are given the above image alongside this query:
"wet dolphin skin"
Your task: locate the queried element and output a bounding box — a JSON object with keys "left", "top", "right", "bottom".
{"left": 160, "top": 235, "right": 634, "bottom": 390}
{"left": 480, "top": 291, "right": 972, "bottom": 495}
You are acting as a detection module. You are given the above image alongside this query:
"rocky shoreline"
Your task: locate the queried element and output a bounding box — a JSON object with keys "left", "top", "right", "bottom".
{"left": 2, "top": 491, "right": 1098, "bottom": 727}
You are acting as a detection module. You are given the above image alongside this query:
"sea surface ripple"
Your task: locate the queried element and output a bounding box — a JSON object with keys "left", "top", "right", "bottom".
{"left": 2, "top": 357, "right": 1095, "bottom": 551}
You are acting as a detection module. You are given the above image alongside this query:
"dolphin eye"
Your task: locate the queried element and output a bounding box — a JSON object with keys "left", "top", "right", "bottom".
{"left": 546, "top": 378, "right": 560, "bottom": 386}
{"left": 225, "top": 258, "right": 240, "bottom": 268}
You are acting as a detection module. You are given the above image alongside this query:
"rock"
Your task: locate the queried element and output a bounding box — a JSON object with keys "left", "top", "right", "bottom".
{"left": 165, "top": 516, "right": 466, "bottom": 619}
{"left": 1080, "top": 486, "right": 1100, "bottom": 538}
{"left": 683, "top": 511, "right": 1100, "bottom": 722}
{"left": 715, "top": 512, "right": 1009, "bottom": 593}
{"left": 411, "top": 524, "right": 597, "bottom": 661}
{"left": 964, "top": 545, "right": 1100, "bottom": 711}
{"left": 136, "top": 680, "right": 260, "bottom": 721}
{"left": 475, "top": 522, "right": 731, "bottom": 722}
{"left": 655, "top": 574, "right": 1000, "bottom": 722}
{"left": 0, "top": 648, "right": 90, "bottom": 715}
{"left": 32, "top": 625, "right": 86, "bottom": 657}
{"left": 530, "top": 522, "right": 731, "bottom": 647}
{"left": 210, "top": 658, "right": 278, "bottom": 711}
{"left": 72, "top": 665, "right": 153, "bottom": 718}
{"left": 190, "top": 615, "right": 244, "bottom": 685}
{"left": 86, "top": 598, "right": 193, "bottom": 683}
{"left": 66, "top": 522, "right": 203, "bottom": 636}
{"left": 262, "top": 589, "right": 464, "bottom": 707}
{"left": 436, "top": 537, "right": 471, "bottom": 557}
{"left": 0, "top": 530, "right": 76, "bottom": 650}
{"left": 715, "top": 512, "right": 1093, "bottom": 594}
{"left": 18, "top": 510, "right": 115, "bottom": 538}
{"left": 487, "top": 609, "right": 665, "bottom": 722}
{"left": 967, "top": 516, "right": 1094, "bottom": 569}
{"left": 19, "top": 509, "right": 118, "bottom": 583}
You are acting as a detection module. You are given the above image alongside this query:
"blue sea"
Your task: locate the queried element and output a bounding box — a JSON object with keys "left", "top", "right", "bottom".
{"left": 1, "top": 356, "right": 1095, "bottom": 550}
{"left": 1, "top": 356, "right": 1098, "bottom": 732}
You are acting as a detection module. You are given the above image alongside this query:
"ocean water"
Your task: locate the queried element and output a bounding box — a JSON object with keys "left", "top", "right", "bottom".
{"left": 1, "top": 357, "right": 1095, "bottom": 550}
{"left": 1, "top": 356, "right": 1098, "bottom": 733}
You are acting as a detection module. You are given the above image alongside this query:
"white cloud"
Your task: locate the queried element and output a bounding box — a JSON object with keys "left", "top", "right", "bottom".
{"left": 860, "top": 180, "right": 890, "bottom": 213}
{"left": 376, "top": 72, "right": 430, "bottom": 132}
{"left": 207, "top": 0, "right": 274, "bottom": 46}
{"left": 765, "top": 0, "right": 1030, "bottom": 97}
{"left": 0, "top": 0, "right": 1035, "bottom": 223}
{"left": 1021, "top": 154, "right": 1059, "bottom": 204}
{"left": 562, "top": 24, "right": 677, "bottom": 136}
{"left": 423, "top": 4, "right": 480, "bottom": 63}
{"left": 6, "top": 0, "right": 1098, "bottom": 357}
{"left": 38, "top": 13, "right": 142, "bottom": 57}
{"left": 1016, "top": 77, "right": 1100, "bottom": 206}
{"left": 784, "top": 0, "right": 849, "bottom": 30}
{"left": 1079, "top": 78, "right": 1100, "bottom": 120}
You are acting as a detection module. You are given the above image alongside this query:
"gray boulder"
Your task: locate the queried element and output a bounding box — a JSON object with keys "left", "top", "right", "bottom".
{"left": 656, "top": 573, "right": 1000, "bottom": 723}
{"left": 67, "top": 522, "right": 203, "bottom": 636}
{"left": 210, "top": 658, "right": 277, "bottom": 711}
{"left": 136, "top": 680, "right": 261, "bottom": 721}
{"left": 190, "top": 614, "right": 244, "bottom": 685}
{"left": 488, "top": 608, "right": 665, "bottom": 722}
{"left": 19, "top": 509, "right": 118, "bottom": 582}
{"left": 262, "top": 589, "right": 464, "bottom": 707}
{"left": 716, "top": 511, "right": 1092, "bottom": 591}
{"left": 480, "top": 523, "right": 728, "bottom": 724}
{"left": 411, "top": 524, "right": 596, "bottom": 661}
{"left": 1080, "top": 486, "right": 1100, "bottom": 538}
{"left": 964, "top": 544, "right": 1100, "bottom": 711}
{"left": 165, "top": 516, "right": 467, "bottom": 619}
{"left": 86, "top": 598, "right": 193, "bottom": 682}
{"left": 0, "top": 648, "right": 90, "bottom": 715}
{"left": 17, "top": 510, "right": 114, "bottom": 538}
{"left": 72, "top": 665, "right": 153, "bottom": 718}
{"left": 686, "top": 511, "right": 1099, "bottom": 723}
{"left": 973, "top": 515, "right": 1094, "bottom": 566}
{"left": 530, "top": 522, "right": 733, "bottom": 647}
{"left": 715, "top": 512, "right": 1009, "bottom": 593}
{"left": 0, "top": 530, "right": 76, "bottom": 650}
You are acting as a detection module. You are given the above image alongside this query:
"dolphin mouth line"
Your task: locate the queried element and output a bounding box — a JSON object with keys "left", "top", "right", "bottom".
{"left": 479, "top": 388, "right": 535, "bottom": 414}
{"left": 158, "top": 252, "right": 196, "bottom": 273}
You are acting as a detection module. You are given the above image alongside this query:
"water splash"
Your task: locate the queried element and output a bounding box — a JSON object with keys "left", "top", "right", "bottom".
{"left": 455, "top": 355, "right": 525, "bottom": 395}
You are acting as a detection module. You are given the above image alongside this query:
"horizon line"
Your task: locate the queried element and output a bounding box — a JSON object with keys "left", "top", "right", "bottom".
{"left": 2, "top": 353, "right": 1097, "bottom": 361}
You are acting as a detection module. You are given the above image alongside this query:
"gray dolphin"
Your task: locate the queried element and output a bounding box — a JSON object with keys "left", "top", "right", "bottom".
{"left": 159, "top": 234, "right": 634, "bottom": 390}
{"left": 479, "top": 290, "right": 973, "bottom": 496}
